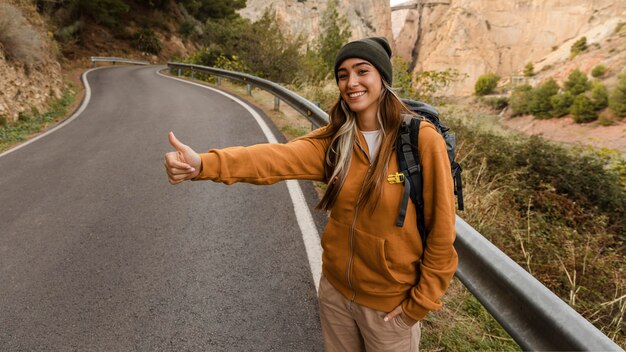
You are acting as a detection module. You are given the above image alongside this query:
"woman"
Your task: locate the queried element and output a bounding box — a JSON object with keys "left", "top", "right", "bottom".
{"left": 164, "top": 37, "right": 457, "bottom": 351}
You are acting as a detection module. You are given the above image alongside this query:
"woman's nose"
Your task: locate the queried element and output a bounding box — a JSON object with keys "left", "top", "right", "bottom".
{"left": 347, "top": 73, "right": 358, "bottom": 87}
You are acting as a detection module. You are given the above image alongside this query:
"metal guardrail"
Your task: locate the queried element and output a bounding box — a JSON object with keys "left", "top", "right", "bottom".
{"left": 167, "top": 62, "right": 329, "bottom": 129}
{"left": 165, "top": 62, "right": 623, "bottom": 351}
{"left": 91, "top": 56, "right": 149, "bottom": 67}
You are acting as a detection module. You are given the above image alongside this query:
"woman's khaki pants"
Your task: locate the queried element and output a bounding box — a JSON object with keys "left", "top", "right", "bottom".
{"left": 318, "top": 275, "right": 421, "bottom": 352}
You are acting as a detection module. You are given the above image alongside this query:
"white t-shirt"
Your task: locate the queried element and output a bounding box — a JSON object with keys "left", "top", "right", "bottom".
{"left": 361, "top": 130, "right": 381, "bottom": 162}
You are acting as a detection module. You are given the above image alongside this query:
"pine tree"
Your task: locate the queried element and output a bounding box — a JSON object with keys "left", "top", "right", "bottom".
{"left": 564, "top": 69, "right": 590, "bottom": 96}
{"left": 608, "top": 73, "right": 626, "bottom": 117}
{"left": 317, "top": 0, "right": 352, "bottom": 76}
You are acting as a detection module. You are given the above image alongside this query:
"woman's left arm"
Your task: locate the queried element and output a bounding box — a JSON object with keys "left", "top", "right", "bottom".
{"left": 401, "top": 124, "right": 459, "bottom": 322}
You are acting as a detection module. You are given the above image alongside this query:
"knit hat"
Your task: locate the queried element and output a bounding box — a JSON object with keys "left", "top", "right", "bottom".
{"left": 334, "top": 37, "right": 393, "bottom": 85}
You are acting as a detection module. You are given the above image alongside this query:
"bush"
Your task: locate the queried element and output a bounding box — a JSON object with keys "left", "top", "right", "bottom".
{"left": 523, "top": 62, "right": 534, "bottom": 77}
{"left": 0, "top": 3, "right": 43, "bottom": 67}
{"left": 135, "top": 27, "right": 161, "bottom": 55}
{"left": 76, "top": 0, "right": 129, "bottom": 27}
{"left": 570, "top": 94, "right": 597, "bottom": 123}
{"left": 236, "top": 10, "right": 305, "bottom": 83}
{"left": 590, "top": 81, "right": 608, "bottom": 110}
{"left": 570, "top": 36, "right": 587, "bottom": 58}
{"left": 54, "top": 20, "right": 83, "bottom": 44}
{"left": 179, "top": 20, "right": 196, "bottom": 38}
{"left": 608, "top": 73, "right": 626, "bottom": 117}
{"left": 564, "top": 69, "right": 590, "bottom": 96}
{"left": 550, "top": 92, "right": 573, "bottom": 117}
{"left": 474, "top": 73, "right": 499, "bottom": 96}
{"left": 529, "top": 79, "right": 559, "bottom": 118}
{"left": 392, "top": 56, "right": 415, "bottom": 98}
{"left": 591, "top": 64, "right": 607, "bottom": 78}
{"left": 481, "top": 96, "right": 508, "bottom": 110}
{"left": 509, "top": 84, "right": 533, "bottom": 116}
{"left": 413, "top": 69, "right": 467, "bottom": 105}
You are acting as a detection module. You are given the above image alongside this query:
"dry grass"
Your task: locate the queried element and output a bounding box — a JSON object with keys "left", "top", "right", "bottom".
{"left": 0, "top": 3, "right": 43, "bottom": 67}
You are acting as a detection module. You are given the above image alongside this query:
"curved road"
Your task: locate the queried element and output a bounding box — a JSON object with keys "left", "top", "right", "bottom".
{"left": 0, "top": 66, "right": 325, "bottom": 351}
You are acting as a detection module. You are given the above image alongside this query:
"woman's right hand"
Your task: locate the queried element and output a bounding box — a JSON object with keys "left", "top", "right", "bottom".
{"left": 164, "top": 132, "right": 202, "bottom": 184}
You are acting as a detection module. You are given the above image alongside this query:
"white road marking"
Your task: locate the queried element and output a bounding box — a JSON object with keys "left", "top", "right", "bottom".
{"left": 157, "top": 69, "right": 323, "bottom": 291}
{"left": 0, "top": 67, "right": 101, "bottom": 158}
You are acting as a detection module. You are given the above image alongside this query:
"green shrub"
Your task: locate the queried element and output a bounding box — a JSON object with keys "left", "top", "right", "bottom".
{"left": 54, "top": 20, "right": 83, "bottom": 43}
{"left": 0, "top": 3, "right": 43, "bottom": 67}
{"left": 570, "top": 36, "right": 587, "bottom": 58}
{"left": 509, "top": 84, "right": 533, "bottom": 116}
{"left": 236, "top": 10, "right": 305, "bottom": 83}
{"left": 474, "top": 73, "right": 500, "bottom": 96}
{"left": 481, "top": 96, "right": 509, "bottom": 110}
{"left": 0, "top": 115, "right": 7, "bottom": 127}
{"left": 179, "top": 20, "right": 196, "bottom": 38}
{"left": 564, "top": 69, "right": 590, "bottom": 96}
{"left": 570, "top": 94, "right": 597, "bottom": 123}
{"left": 77, "top": 0, "right": 129, "bottom": 27}
{"left": 550, "top": 92, "right": 573, "bottom": 117}
{"left": 597, "top": 114, "right": 614, "bottom": 126}
{"left": 414, "top": 69, "right": 467, "bottom": 105}
{"left": 591, "top": 64, "right": 607, "bottom": 78}
{"left": 529, "top": 79, "right": 559, "bottom": 118}
{"left": 608, "top": 73, "right": 626, "bottom": 117}
{"left": 392, "top": 56, "right": 415, "bottom": 99}
{"left": 523, "top": 62, "right": 534, "bottom": 77}
{"left": 590, "top": 81, "right": 608, "bottom": 110}
{"left": 135, "top": 27, "right": 161, "bottom": 55}
{"left": 316, "top": 0, "right": 352, "bottom": 77}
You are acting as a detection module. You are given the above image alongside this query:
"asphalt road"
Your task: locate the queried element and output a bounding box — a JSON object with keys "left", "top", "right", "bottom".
{"left": 0, "top": 65, "right": 325, "bottom": 351}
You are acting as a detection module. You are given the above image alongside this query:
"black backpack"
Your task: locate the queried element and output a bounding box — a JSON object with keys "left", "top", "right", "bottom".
{"left": 393, "top": 99, "right": 464, "bottom": 248}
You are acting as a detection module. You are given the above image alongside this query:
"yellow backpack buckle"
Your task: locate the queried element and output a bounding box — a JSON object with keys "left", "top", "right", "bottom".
{"left": 387, "top": 172, "right": 405, "bottom": 184}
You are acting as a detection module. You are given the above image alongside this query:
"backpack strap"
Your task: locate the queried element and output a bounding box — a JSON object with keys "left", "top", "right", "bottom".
{"left": 395, "top": 116, "right": 427, "bottom": 247}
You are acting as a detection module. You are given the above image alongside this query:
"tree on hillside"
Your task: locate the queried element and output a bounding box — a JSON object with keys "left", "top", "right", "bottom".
{"left": 570, "top": 36, "right": 587, "bottom": 58}
{"left": 590, "top": 81, "right": 608, "bottom": 111}
{"left": 609, "top": 73, "right": 626, "bottom": 117}
{"left": 474, "top": 72, "right": 499, "bottom": 96}
{"left": 179, "top": 0, "right": 246, "bottom": 22}
{"left": 237, "top": 9, "right": 304, "bottom": 83}
{"left": 570, "top": 94, "right": 597, "bottom": 123}
{"left": 564, "top": 69, "right": 590, "bottom": 96}
{"left": 528, "top": 79, "right": 559, "bottom": 118}
{"left": 316, "top": 0, "right": 352, "bottom": 77}
{"left": 509, "top": 84, "right": 533, "bottom": 116}
{"left": 523, "top": 62, "right": 534, "bottom": 77}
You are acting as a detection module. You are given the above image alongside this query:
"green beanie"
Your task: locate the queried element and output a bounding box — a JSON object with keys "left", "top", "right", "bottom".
{"left": 334, "top": 37, "right": 393, "bottom": 85}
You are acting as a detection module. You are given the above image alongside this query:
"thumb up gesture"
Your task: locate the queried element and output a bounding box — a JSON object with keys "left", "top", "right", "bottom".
{"left": 164, "top": 132, "right": 202, "bottom": 184}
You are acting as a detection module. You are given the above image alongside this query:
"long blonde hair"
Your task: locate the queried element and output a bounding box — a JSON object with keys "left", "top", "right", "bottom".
{"left": 315, "top": 82, "right": 412, "bottom": 211}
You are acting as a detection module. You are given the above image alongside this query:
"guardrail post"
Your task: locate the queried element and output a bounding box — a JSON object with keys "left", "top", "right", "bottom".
{"left": 92, "top": 60, "right": 96, "bottom": 68}
{"left": 177, "top": 68, "right": 181, "bottom": 77}
{"left": 274, "top": 97, "right": 280, "bottom": 111}
{"left": 191, "top": 70, "right": 195, "bottom": 79}
{"left": 246, "top": 83, "right": 252, "bottom": 96}
{"left": 216, "top": 77, "right": 222, "bottom": 86}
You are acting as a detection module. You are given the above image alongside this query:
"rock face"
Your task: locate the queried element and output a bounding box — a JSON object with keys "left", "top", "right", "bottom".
{"left": 239, "top": 0, "right": 392, "bottom": 45}
{"left": 393, "top": 0, "right": 626, "bottom": 95}
{"left": 0, "top": 2, "right": 63, "bottom": 122}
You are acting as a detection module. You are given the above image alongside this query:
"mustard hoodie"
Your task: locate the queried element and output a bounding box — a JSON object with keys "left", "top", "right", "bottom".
{"left": 195, "top": 123, "right": 458, "bottom": 321}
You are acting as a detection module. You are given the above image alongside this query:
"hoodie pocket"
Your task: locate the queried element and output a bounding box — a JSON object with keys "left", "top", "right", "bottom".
{"left": 352, "top": 229, "right": 407, "bottom": 294}
{"left": 321, "top": 218, "right": 351, "bottom": 283}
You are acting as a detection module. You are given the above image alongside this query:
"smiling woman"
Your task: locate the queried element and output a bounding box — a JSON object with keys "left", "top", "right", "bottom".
{"left": 164, "top": 37, "right": 457, "bottom": 351}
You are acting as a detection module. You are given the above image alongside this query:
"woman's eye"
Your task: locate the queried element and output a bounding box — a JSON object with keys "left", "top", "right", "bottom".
{"left": 338, "top": 74, "right": 348, "bottom": 79}
{"left": 358, "top": 69, "right": 369, "bottom": 75}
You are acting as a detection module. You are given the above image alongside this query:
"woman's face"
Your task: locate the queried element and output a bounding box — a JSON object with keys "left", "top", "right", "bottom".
{"left": 337, "top": 58, "right": 383, "bottom": 118}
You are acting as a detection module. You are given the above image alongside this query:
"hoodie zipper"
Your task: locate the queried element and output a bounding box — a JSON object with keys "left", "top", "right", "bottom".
{"left": 345, "top": 137, "right": 371, "bottom": 302}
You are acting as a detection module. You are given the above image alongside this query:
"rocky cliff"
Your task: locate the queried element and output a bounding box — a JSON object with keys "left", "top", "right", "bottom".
{"left": 239, "top": 0, "right": 392, "bottom": 46}
{"left": 393, "top": 0, "right": 626, "bottom": 95}
{"left": 0, "top": 2, "right": 63, "bottom": 122}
